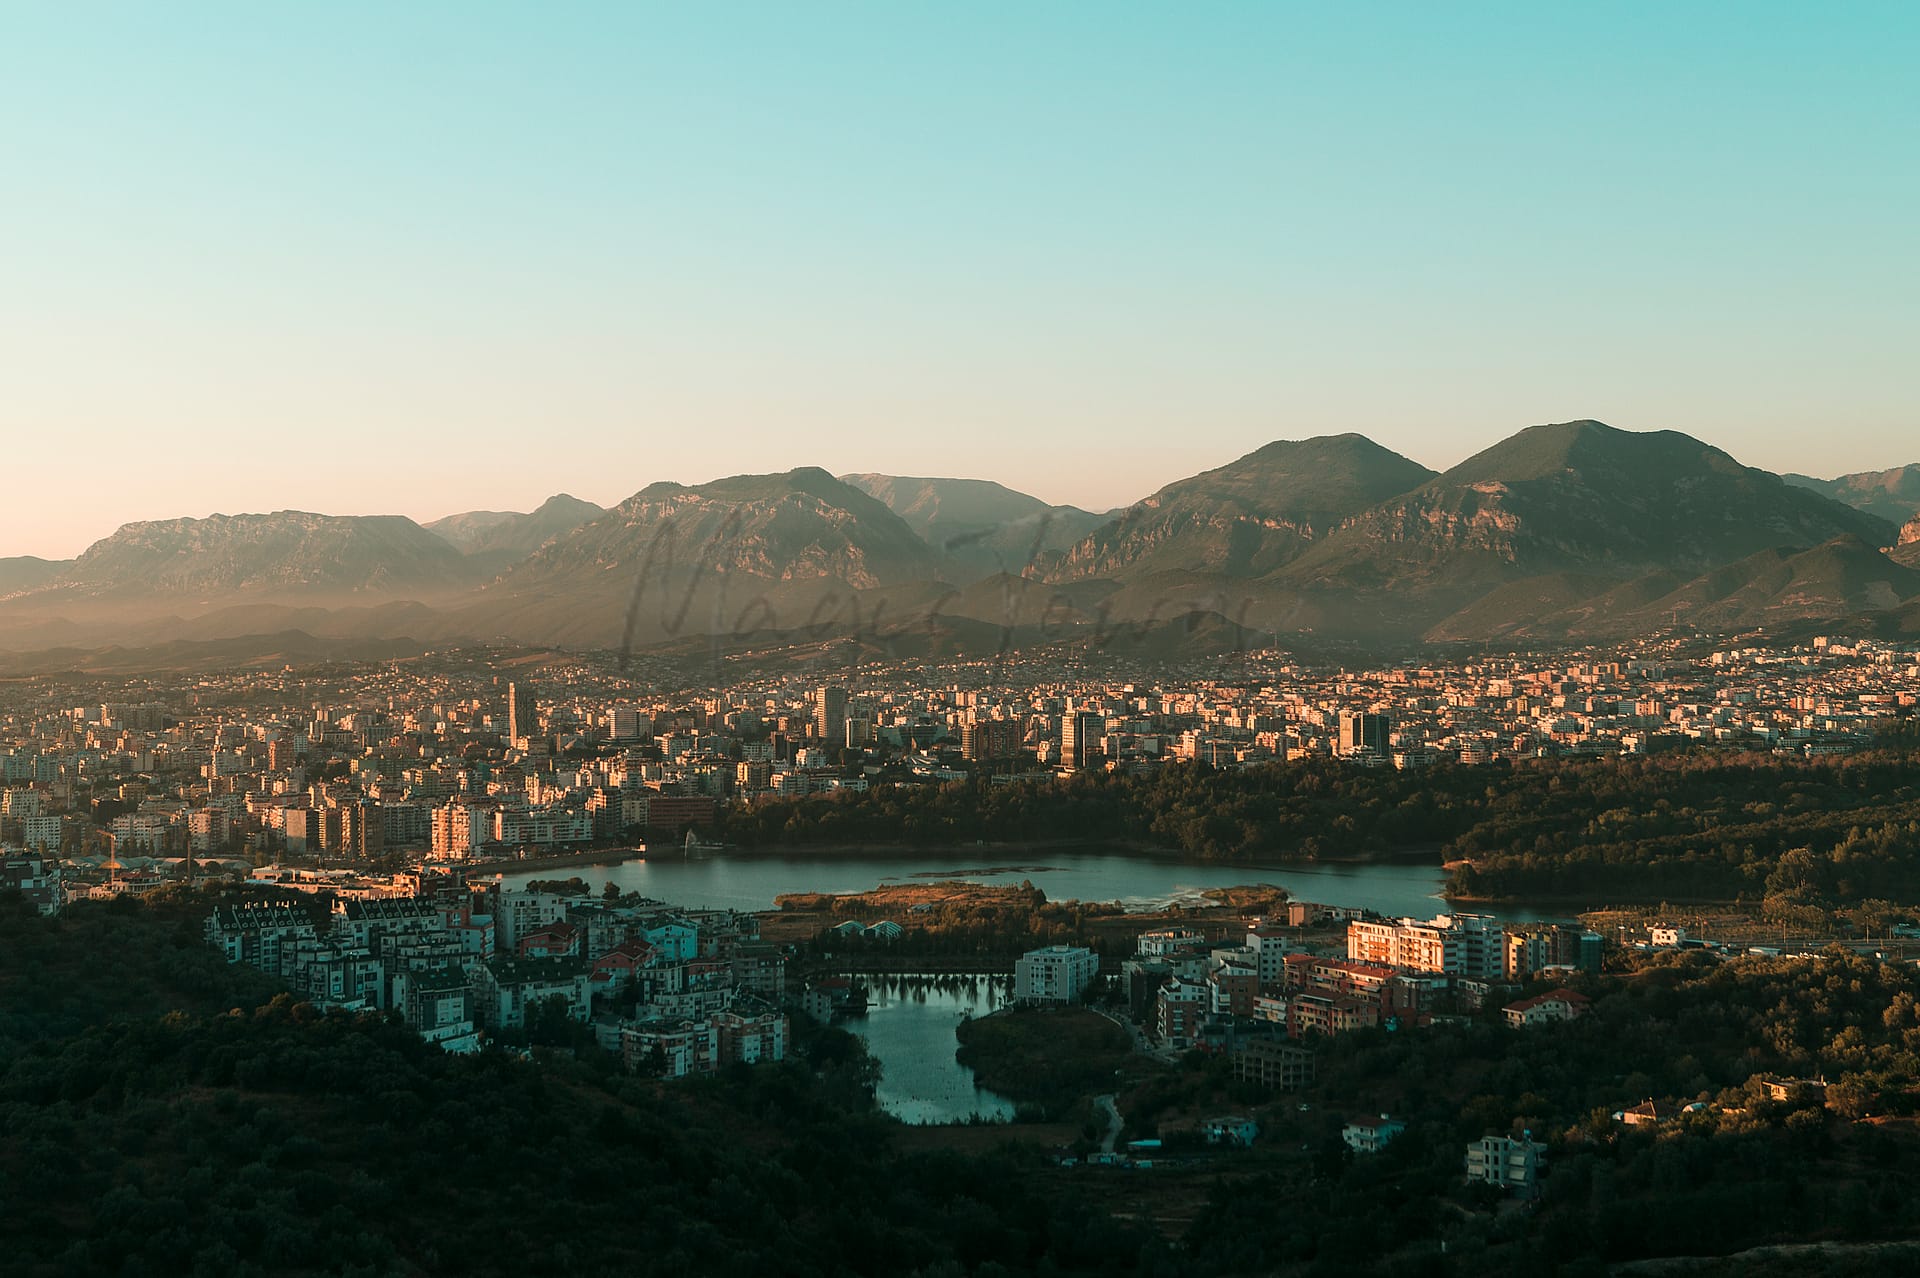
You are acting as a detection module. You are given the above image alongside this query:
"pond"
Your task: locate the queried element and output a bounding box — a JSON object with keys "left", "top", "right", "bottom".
{"left": 838, "top": 975, "right": 1016, "bottom": 1125}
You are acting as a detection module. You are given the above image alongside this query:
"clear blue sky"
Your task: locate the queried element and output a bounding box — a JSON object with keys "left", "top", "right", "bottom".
{"left": 2, "top": 3, "right": 1915, "bottom": 557}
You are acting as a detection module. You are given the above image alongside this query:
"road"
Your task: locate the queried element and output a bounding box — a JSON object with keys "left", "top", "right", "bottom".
{"left": 1094, "top": 1006, "right": 1182, "bottom": 1064}
{"left": 1094, "top": 1094, "right": 1123, "bottom": 1154}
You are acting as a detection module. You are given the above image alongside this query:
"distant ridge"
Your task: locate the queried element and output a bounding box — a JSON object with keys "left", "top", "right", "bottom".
{"left": 0, "top": 556, "right": 68, "bottom": 597}
{"left": 426, "top": 494, "right": 607, "bottom": 576}
{"left": 2, "top": 422, "right": 1917, "bottom": 656}
{"left": 841, "top": 474, "right": 1104, "bottom": 576}
{"left": 46, "top": 511, "right": 475, "bottom": 601}
{"left": 1785, "top": 464, "right": 1920, "bottom": 524}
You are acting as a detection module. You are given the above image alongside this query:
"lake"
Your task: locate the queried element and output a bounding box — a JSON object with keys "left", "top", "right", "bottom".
{"left": 501, "top": 846, "right": 1568, "bottom": 923}
{"left": 839, "top": 975, "right": 1016, "bottom": 1124}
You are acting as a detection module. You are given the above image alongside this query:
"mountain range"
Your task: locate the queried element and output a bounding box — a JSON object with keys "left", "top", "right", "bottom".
{"left": 1785, "top": 465, "right": 1920, "bottom": 525}
{"left": 5, "top": 420, "right": 1919, "bottom": 659}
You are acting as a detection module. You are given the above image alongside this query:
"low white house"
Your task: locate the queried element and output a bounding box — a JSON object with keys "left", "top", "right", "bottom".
{"left": 1343, "top": 1114, "right": 1407, "bottom": 1154}
{"left": 1203, "top": 1116, "right": 1259, "bottom": 1147}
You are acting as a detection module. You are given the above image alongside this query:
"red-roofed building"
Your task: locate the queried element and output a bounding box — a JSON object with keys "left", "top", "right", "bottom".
{"left": 518, "top": 920, "right": 582, "bottom": 960}
{"left": 1285, "top": 955, "right": 1395, "bottom": 998}
{"left": 1503, "top": 987, "right": 1590, "bottom": 1028}
{"left": 1289, "top": 991, "right": 1381, "bottom": 1037}
{"left": 590, "top": 937, "right": 657, "bottom": 995}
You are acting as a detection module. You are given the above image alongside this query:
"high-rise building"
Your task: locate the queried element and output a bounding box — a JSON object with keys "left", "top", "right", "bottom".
{"left": 1061, "top": 712, "right": 1103, "bottom": 771}
{"left": 1337, "top": 712, "right": 1392, "bottom": 757}
{"left": 1347, "top": 913, "right": 1502, "bottom": 979}
{"left": 963, "top": 717, "right": 1022, "bottom": 762}
{"left": 506, "top": 683, "right": 531, "bottom": 743}
{"left": 814, "top": 686, "right": 848, "bottom": 742}
{"left": 431, "top": 800, "right": 492, "bottom": 860}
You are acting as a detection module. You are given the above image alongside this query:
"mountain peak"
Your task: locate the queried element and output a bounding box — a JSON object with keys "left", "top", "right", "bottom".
{"left": 426, "top": 495, "right": 607, "bottom": 561}
{"left": 500, "top": 465, "right": 943, "bottom": 607}
{"left": 1050, "top": 434, "right": 1436, "bottom": 581}
{"left": 1438, "top": 420, "right": 1746, "bottom": 488}
{"left": 840, "top": 473, "right": 1105, "bottom": 576}
{"left": 1244, "top": 431, "right": 1407, "bottom": 460}
{"left": 534, "top": 492, "right": 600, "bottom": 514}
{"left": 1286, "top": 422, "right": 1897, "bottom": 626}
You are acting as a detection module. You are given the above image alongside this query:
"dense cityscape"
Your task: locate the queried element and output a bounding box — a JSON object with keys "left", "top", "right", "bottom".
{"left": 6, "top": 634, "right": 1915, "bottom": 897}
{"left": 11, "top": 4, "right": 1920, "bottom": 1274}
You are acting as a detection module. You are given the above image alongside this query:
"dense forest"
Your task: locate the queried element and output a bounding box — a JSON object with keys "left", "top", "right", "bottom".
{"left": 717, "top": 737, "right": 1920, "bottom": 907}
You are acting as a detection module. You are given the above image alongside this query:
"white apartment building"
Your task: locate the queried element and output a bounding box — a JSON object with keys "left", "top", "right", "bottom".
{"left": 1348, "top": 914, "right": 1502, "bottom": 979}
{"left": 1013, "top": 945, "right": 1100, "bottom": 1005}
{"left": 1464, "top": 1134, "right": 1548, "bottom": 1197}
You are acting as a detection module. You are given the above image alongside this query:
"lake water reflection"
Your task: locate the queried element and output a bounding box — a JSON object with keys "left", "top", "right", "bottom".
{"left": 501, "top": 847, "right": 1564, "bottom": 923}
{"left": 841, "top": 975, "right": 1016, "bottom": 1125}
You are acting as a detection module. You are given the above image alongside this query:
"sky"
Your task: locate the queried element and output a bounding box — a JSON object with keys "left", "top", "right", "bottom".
{"left": 2, "top": 3, "right": 1916, "bottom": 558}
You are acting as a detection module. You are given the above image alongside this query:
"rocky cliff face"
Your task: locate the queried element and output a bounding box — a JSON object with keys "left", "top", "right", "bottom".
{"left": 495, "top": 468, "right": 945, "bottom": 593}
{"left": 51, "top": 512, "right": 476, "bottom": 599}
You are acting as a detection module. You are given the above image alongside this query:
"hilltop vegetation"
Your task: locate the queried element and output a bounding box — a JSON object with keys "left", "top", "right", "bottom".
{"left": 1176, "top": 948, "right": 1920, "bottom": 1275}
{"left": 955, "top": 1008, "right": 1142, "bottom": 1117}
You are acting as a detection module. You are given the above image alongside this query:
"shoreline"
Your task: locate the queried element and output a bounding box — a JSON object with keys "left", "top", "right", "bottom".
{"left": 1447, "top": 892, "right": 1751, "bottom": 912}
{"left": 461, "top": 846, "right": 642, "bottom": 876}
{"left": 698, "top": 838, "right": 1447, "bottom": 869}
{"left": 468, "top": 841, "right": 1720, "bottom": 916}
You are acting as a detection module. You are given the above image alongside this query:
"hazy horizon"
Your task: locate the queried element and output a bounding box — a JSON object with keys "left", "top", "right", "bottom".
{"left": 4, "top": 5, "right": 1916, "bottom": 558}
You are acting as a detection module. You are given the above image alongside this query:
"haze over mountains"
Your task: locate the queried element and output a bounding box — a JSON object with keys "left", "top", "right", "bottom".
{"left": 6, "top": 420, "right": 1920, "bottom": 661}
{"left": 840, "top": 474, "right": 1107, "bottom": 577}
{"left": 1785, "top": 465, "right": 1920, "bottom": 525}
{"left": 423, "top": 494, "right": 606, "bottom": 577}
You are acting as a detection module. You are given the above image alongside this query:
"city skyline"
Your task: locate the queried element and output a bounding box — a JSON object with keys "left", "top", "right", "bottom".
{"left": 5, "top": 5, "right": 1916, "bottom": 557}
